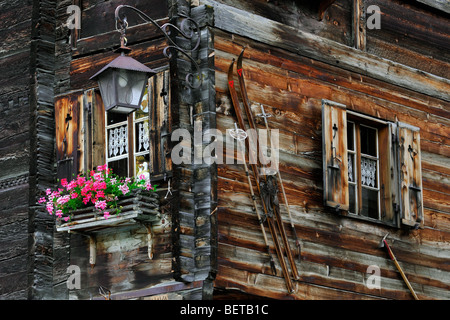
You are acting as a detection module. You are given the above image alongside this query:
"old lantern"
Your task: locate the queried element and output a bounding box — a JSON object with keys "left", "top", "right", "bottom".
{"left": 90, "top": 45, "right": 156, "bottom": 114}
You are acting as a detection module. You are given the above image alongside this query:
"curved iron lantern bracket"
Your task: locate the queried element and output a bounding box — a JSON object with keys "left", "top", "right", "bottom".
{"left": 114, "top": 5, "right": 202, "bottom": 89}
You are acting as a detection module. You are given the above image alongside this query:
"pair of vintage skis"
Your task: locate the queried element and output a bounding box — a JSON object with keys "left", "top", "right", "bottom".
{"left": 227, "top": 48, "right": 300, "bottom": 293}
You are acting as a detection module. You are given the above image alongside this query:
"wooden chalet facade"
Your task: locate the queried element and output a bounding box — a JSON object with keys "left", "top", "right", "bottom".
{"left": 0, "top": 0, "right": 449, "bottom": 300}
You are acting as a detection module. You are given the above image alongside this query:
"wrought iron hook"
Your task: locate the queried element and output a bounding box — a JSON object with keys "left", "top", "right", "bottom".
{"left": 114, "top": 5, "right": 202, "bottom": 89}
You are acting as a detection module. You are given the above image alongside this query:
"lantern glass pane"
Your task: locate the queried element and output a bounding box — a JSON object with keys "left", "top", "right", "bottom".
{"left": 135, "top": 87, "right": 149, "bottom": 120}
{"left": 116, "top": 70, "right": 147, "bottom": 107}
{"left": 98, "top": 69, "right": 115, "bottom": 109}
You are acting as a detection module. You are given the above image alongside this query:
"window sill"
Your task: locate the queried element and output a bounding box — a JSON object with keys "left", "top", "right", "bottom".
{"left": 339, "top": 210, "right": 399, "bottom": 229}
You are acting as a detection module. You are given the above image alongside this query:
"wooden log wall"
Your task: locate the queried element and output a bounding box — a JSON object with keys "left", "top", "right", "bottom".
{"left": 0, "top": 0, "right": 33, "bottom": 299}
{"left": 207, "top": 0, "right": 450, "bottom": 299}
{"left": 0, "top": 0, "right": 58, "bottom": 299}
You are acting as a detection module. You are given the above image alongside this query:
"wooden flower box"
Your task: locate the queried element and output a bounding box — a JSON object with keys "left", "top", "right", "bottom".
{"left": 56, "top": 189, "right": 160, "bottom": 233}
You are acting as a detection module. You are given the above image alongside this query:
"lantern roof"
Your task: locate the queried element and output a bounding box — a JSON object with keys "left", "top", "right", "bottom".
{"left": 90, "top": 53, "right": 156, "bottom": 81}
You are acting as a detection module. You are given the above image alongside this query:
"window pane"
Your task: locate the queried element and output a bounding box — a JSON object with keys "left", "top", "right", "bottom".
{"left": 361, "top": 188, "right": 379, "bottom": 219}
{"left": 116, "top": 71, "right": 147, "bottom": 106}
{"left": 361, "top": 157, "right": 377, "bottom": 188}
{"left": 360, "top": 125, "right": 377, "bottom": 156}
{"left": 135, "top": 120, "right": 150, "bottom": 153}
{"left": 349, "top": 184, "right": 356, "bottom": 214}
{"left": 107, "top": 125, "right": 128, "bottom": 158}
{"left": 135, "top": 87, "right": 149, "bottom": 120}
{"left": 108, "top": 158, "right": 128, "bottom": 178}
{"left": 107, "top": 112, "right": 128, "bottom": 125}
{"left": 348, "top": 154, "right": 355, "bottom": 182}
{"left": 136, "top": 154, "right": 150, "bottom": 180}
{"left": 347, "top": 122, "right": 354, "bottom": 151}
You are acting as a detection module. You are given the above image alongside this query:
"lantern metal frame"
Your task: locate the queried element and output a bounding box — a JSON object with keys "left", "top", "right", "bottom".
{"left": 90, "top": 52, "right": 157, "bottom": 114}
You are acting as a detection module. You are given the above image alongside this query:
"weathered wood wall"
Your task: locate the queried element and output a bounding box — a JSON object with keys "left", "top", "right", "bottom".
{"left": 207, "top": 0, "right": 450, "bottom": 299}
{"left": 0, "top": 0, "right": 33, "bottom": 299}
{"left": 0, "top": 0, "right": 58, "bottom": 299}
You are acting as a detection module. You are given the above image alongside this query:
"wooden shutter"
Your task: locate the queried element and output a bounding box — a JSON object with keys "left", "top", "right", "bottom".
{"left": 55, "top": 94, "right": 81, "bottom": 183}
{"left": 83, "top": 89, "right": 105, "bottom": 171}
{"left": 397, "top": 122, "right": 423, "bottom": 228}
{"left": 379, "top": 123, "right": 400, "bottom": 224}
{"left": 149, "top": 70, "right": 172, "bottom": 180}
{"left": 322, "top": 100, "right": 349, "bottom": 211}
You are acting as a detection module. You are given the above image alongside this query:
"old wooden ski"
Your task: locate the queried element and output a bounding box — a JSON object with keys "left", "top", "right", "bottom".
{"left": 228, "top": 58, "right": 295, "bottom": 293}
{"left": 229, "top": 122, "right": 277, "bottom": 276}
{"left": 236, "top": 47, "right": 300, "bottom": 280}
{"left": 257, "top": 104, "right": 302, "bottom": 263}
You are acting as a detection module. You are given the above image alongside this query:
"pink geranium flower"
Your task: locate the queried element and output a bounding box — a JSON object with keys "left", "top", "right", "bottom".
{"left": 96, "top": 190, "right": 105, "bottom": 199}
{"left": 97, "top": 164, "right": 108, "bottom": 172}
{"left": 118, "top": 184, "right": 129, "bottom": 195}
{"left": 67, "top": 180, "right": 77, "bottom": 190}
{"left": 95, "top": 200, "right": 107, "bottom": 211}
{"left": 46, "top": 203, "right": 53, "bottom": 215}
{"left": 57, "top": 195, "right": 70, "bottom": 205}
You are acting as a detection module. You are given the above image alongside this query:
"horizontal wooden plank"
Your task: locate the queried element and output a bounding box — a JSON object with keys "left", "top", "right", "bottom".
{"left": 73, "top": 18, "right": 170, "bottom": 57}
{"left": 217, "top": 241, "right": 450, "bottom": 299}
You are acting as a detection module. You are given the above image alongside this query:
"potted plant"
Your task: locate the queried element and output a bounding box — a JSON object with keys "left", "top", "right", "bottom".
{"left": 38, "top": 164, "right": 159, "bottom": 232}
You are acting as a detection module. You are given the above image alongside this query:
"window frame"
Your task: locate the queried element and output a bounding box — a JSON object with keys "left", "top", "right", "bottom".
{"left": 322, "top": 100, "right": 425, "bottom": 229}
{"left": 346, "top": 116, "right": 387, "bottom": 224}
{"left": 104, "top": 92, "right": 151, "bottom": 179}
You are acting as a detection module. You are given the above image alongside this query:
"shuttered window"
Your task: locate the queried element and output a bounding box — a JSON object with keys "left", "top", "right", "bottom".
{"left": 103, "top": 70, "right": 169, "bottom": 179}
{"left": 55, "top": 69, "right": 170, "bottom": 183}
{"left": 322, "top": 100, "right": 423, "bottom": 228}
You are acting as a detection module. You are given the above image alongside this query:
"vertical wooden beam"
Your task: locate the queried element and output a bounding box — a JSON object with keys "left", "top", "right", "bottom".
{"left": 353, "top": 0, "right": 366, "bottom": 50}
{"left": 92, "top": 91, "right": 105, "bottom": 168}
